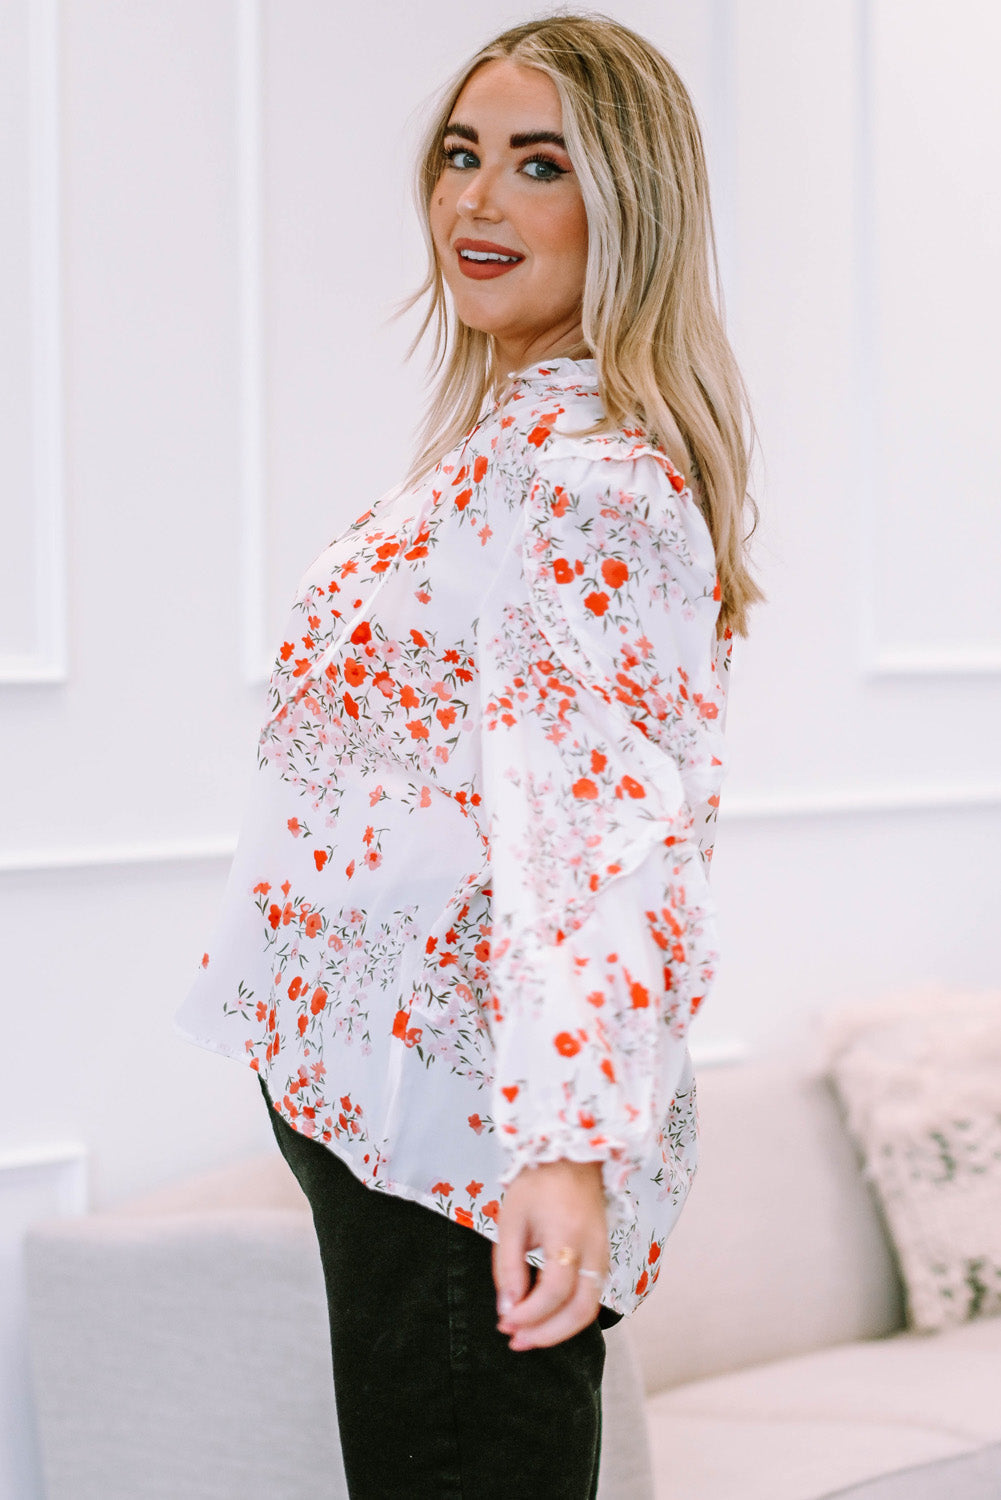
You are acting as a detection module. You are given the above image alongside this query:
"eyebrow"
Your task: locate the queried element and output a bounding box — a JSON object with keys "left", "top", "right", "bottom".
{"left": 443, "top": 122, "right": 568, "bottom": 151}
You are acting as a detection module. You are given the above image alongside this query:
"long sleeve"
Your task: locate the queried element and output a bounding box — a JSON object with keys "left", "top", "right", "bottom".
{"left": 478, "top": 432, "right": 729, "bottom": 1241}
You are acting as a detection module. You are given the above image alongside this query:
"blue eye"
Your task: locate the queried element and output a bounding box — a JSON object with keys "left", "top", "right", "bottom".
{"left": 444, "top": 146, "right": 479, "bottom": 170}
{"left": 521, "top": 154, "right": 567, "bottom": 182}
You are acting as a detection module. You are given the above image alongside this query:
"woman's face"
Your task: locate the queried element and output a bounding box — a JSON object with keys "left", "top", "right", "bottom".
{"left": 430, "top": 59, "right": 589, "bottom": 372}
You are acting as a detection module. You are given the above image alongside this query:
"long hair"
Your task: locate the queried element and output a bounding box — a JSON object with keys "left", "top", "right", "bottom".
{"left": 401, "top": 12, "right": 763, "bottom": 636}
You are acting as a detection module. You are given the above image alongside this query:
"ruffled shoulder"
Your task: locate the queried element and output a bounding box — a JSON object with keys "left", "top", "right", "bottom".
{"left": 516, "top": 427, "right": 727, "bottom": 815}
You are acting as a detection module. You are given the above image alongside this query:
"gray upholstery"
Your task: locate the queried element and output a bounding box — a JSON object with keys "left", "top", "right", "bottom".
{"left": 25, "top": 1156, "right": 653, "bottom": 1500}
{"left": 820, "top": 1442, "right": 1001, "bottom": 1499}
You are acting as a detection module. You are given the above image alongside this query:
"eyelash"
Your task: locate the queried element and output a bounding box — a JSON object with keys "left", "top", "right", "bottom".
{"left": 442, "top": 145, "right": 567, "bottom": 180}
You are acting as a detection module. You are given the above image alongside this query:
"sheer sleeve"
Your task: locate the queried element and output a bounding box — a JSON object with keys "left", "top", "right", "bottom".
{"left": 478, "top": 433, "right": 728, "bottom": 1239}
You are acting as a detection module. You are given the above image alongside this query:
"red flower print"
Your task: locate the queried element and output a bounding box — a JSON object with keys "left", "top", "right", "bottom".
{"left": 350, "top": 621, "right": 371, "bottom": 644}
{"left": 310, "top": 987, "right": 327, "bottom": 1015}
{"left": 468, "top": 1113, "right": 484, "bottom": 1133}
{"left": 481, "top": 1200, "right": 500, "bottom": 1223}
{"left": 635, "top": 1269, "right": 649, "bottom": 1296}
{"left": 601, "top": 557, "right": 629, "bottom": 588}
{"left": 410, "top": 628, "right": 429, "bottom": 647}
{"left": 279, "top": 641, "right": 294, "bottom": 661}
{"left": 343, "top": 693, "right": 359, "bottom": 720}
{"left": 584, "top": 591, "right": 609, "bottom": 616}
{"left": 344, "top": 658, "right": 365, "bottom": 686}
{"left": 587, "top": 990, "right": 605, "bottom": 1007}
{"left": 571, "top": 777, "right": 599, "bottom": 800}
{"left": 600, "top": 1058, "right": 616, "bottom": 1083}
{"left": 431, "top": 1181, "right": 453, "bottom": 1197}
{"left": 629, "top": 981, "right": 649, "bottom": 1008}
{"left": 297, "top": 1015, "right": 308, "bottom": 1036}
{"left": 304, "top": 912, "right": 322, "bottom": 939}
{"left": 699, "top": 700, "right": 719, "bottom": 719}
{"left": 466, "top": 1179, "right": 483, "bottom": 1198}
{"left": 287, "top": 976, "right": 303, "bottom": 1001}
{"left": 590, "top": 749, "right": 607, "bottom": 773}
{"left": 501, "top": 1084, "right": 519, "bottom": 1103}
{"left": 292, "top": 658, "right": 310, "bottom": 677}
{"left": 345, "top": 859, "right": 355, "bottom": 878}
{"left": 551, "top": 486, "right": 569, "bottom": 516}
{"left": 526, "top": 413, "right": 558, "bottom": 447}
{"left": 649, "top": 1242, "right": 662, "bottom": 1264}
{"left": 268, "top": 903, "right": 281, "bottom": 930}
{"left": 553, "top": 558, "right": 574, "bottom": 584}
{"left": 621, "top": 775, "right": 646, "bottom": 799}
{"left": 407, "top": 720, "right": 429, "bottom": 740}
{"left": 554, "top": 1032, "right": 581, "bottom": 1057}
{"left": 669, "top": 471, "right": 685, "bottom": 492}
{"left": 364, "top": 850, "right": 382, "bottom": 870}
{"left": 399, "top": 684, "right": 419, "bottom": 709}
{"left": 313, "top": 850, "right": 328, "bottom": 872}
{"left": 392, "top": 1009, "right": 410, "bottom": 1039}
{"left": 287, "top": 818, "right": 301, "bottom": 836}
{"left": 455, "top": 488, "right": 472, "bottom": 510}
{"left": 201, "top": 953, "right": 209, "bottom": 968}
{"left": 253, "top": 881, "right": 271, "bottom": 894}
{"left": 473, "top": 454, "right": 488, "bottom": 482}
{"left": 455, "top": 1207, "right": 474, "bottom": 1228}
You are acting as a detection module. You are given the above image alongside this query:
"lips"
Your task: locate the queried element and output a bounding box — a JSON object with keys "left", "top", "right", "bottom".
{"left": 453, "top": 238, "right": 525, "bottom": 281}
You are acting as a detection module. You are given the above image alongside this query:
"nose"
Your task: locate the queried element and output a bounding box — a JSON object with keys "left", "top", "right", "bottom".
{"left": 456, "top": 167, "right": 502, "bottom": 222}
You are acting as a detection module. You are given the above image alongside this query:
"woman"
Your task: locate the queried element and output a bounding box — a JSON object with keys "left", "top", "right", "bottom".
{"left": 176, "top": 13, "right": 760, "bottom": 1498}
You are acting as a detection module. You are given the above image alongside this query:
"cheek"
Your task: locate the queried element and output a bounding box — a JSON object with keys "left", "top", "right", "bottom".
{"left": 536, "top": 198, "right": 589, "bottom": 287}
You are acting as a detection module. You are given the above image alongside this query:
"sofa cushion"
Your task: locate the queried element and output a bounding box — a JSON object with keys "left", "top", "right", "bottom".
{"left": 825, "top": 990, "right": 1001, "bottom": 1333}
{"left": 644, "top": 1313, "right": 1001, "bottom": 1500}
{"left": 25, "top": 1201, "right": 655, "bottom": 1500}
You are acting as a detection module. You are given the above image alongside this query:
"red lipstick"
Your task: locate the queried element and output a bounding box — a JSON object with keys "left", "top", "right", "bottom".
{"left": 454, "top": 238, "right": 525, "bottom": 280}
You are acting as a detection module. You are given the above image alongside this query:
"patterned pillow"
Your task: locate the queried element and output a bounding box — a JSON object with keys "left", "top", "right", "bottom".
{"left": 823, "top": 990, "right": 1001, "bottom": 1334}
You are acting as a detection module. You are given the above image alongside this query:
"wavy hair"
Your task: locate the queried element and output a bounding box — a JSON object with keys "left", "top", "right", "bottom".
{"left": 401, "top": 12, "right": 763, "bottom": 636}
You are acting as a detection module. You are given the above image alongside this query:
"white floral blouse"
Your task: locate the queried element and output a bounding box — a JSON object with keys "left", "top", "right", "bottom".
{"left": 175, "top": 356, "right": 731, "bottom": 1318}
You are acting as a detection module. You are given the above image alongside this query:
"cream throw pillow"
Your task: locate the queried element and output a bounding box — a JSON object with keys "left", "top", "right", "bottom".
{"left": 823, "top": 990, "right": 1001, "bottom": 1334}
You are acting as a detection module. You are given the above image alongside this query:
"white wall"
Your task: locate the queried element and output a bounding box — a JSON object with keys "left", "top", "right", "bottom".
{"left": 2, "top": 0, "right": 999, "bottom": 1476}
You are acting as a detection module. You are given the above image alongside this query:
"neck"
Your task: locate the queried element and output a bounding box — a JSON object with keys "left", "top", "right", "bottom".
{"left": 489, "top": 320, "right": 591, "bottom": 398}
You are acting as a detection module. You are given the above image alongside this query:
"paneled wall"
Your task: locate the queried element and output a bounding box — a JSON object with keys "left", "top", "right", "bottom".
{"left": 2, "top": 0, "right": 999, "bottom": 1454}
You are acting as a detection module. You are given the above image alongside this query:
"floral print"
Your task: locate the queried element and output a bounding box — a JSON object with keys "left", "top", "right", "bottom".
{"left": 175, "top": 357, "right": 731, "bottom": 1317}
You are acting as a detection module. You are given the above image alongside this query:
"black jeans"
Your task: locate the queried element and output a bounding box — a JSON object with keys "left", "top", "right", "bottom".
{"left": 260, "top": 1074, "right": 618, "bottom": 1499}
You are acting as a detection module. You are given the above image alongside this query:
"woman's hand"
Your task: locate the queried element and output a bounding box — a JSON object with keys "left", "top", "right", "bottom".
{"left": 492, "top": 1158, "right": 610, "bottom": 1349}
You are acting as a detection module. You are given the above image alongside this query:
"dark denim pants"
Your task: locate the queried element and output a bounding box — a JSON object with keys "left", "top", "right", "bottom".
{"left": 260, "top": 1074, "right": 619, "bottom": 1499}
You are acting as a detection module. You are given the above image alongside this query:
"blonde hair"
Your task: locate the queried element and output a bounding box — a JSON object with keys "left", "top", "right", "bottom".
{"left": 403, "top": 12, "right": 763, "bottom": 636}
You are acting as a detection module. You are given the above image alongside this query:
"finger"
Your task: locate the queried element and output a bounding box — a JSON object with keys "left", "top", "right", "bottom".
{"left": 499, "top": 1252, "right": 583, "bottom": 1330}
{"left": 492, "top": 1203, "right": 532, "bottom": 1316}
{"left": 509, "top": 1278, "right": 603, "bottom": 1350}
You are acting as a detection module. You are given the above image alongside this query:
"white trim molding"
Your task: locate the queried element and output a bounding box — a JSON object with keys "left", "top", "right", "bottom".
{"left": 863, "top": 647, "right": 1001, "bottom": 679}
{"left": 2, "top": 782, "right": 1000, "bottom": 875}
{"left": 0, "top": 0, "right": 67, "bottom": 685}
{"left": 0, "top": 835, "right": 236, "bottom": 876}
{"left": 853, "top": 0, "right": 1001, "bottom": 682}
{"left": 236, "top": 0, "right": 269, "bottom": 686}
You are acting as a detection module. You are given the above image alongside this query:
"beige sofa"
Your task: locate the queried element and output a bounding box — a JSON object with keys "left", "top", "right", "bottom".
{"left": 25, "top": 1051, "right": 1001, "bottom": 1499}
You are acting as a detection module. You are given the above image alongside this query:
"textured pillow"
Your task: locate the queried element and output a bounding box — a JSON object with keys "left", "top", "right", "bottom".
{"left": 823, "top": 990, "right": 1001, "bottom": 1334}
